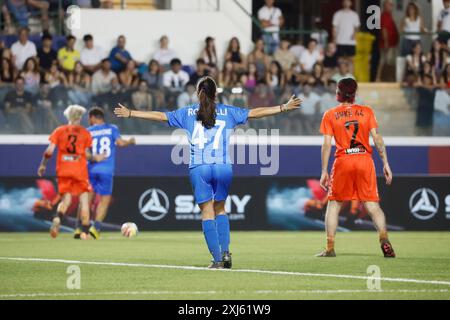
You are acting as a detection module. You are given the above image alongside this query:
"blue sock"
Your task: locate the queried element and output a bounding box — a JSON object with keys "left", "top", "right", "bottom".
{"left": 216, "top": 214, "right": 230, "bottom": 253}
{"left": 94, "top": 220, "right": 102, "bottom": 231}
{"left": 202, "top": 220, "right": 221, "bottom": 263}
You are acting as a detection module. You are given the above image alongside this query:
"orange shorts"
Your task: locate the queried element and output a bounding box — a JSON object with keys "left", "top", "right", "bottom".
{"left": 328, "top": 155, "right": 379, "bottom": 202}
{"left": 57, "top": 177, "right": 91, "bottom": 196}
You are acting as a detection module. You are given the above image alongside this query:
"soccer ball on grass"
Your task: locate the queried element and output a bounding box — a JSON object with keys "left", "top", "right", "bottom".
{"left": 121, "top": 222, "right": 138, "bottom": 238}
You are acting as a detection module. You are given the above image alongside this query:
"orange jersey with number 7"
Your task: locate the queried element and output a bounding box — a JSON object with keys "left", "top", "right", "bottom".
{"left": 320, "top": 104, "right": 379, "bottom": 202}
{"left": 320, "top": 104, "right": 378, "bottom": 158}
{"left": 49, "top": 124, "right": 92, "bottom": 180}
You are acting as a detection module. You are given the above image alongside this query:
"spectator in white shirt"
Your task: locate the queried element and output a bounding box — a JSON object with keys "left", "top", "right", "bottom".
{"left": 163, "top": 58, "right": 189, "bottom": 91}
{"left": 258, "top": 0, "right": 284, "bottom": 55}
{"left": 438, "top": 0, "right": 450, "bottom": 44}
{"left": 163, "top": 58, "right": 190, "bottom": 107}
{"left": 11, "top": 27, "right": 37, "bottom": 71}
{"left": 332, "top": 0, "right": 360, "bottom": 63}
{"left": 153, "top": 35, "right": 178, "bottom": 71}
{"left": 91, "top": 58, "right": 117, "bottom": 95}
{"left": 300, "top": 39, "right": 323, "bottom": 73}
{"left": 289, "top": 39, "right": 305, "bottom": 62}
{"left": 80, "top": 34, "right": 106, "bottom": 75}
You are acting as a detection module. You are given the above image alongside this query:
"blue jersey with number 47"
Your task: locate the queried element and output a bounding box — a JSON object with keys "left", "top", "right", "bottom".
{"left": 166, "top": 104, "right": 249, "bottom": 169}
{"left": 88, "top": 123, "right": 121, "bottom": 175}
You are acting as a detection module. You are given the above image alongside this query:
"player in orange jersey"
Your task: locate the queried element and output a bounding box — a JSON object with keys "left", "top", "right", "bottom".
{"left": 317, "top": 78, "right": 396, "bottom": 258}
{"left": 37, "top": 105, "right": 105, "bottom": 239}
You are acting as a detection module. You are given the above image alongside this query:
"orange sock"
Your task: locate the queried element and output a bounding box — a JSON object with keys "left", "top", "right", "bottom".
{"left": 326, "top": 236, "right": 335, "bottom": 252}
{"left": 379, "top": 230, "right": 388, "bottom": 243}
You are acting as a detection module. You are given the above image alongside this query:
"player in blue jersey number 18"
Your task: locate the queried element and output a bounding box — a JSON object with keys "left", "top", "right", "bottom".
{"left": 74, "top": 107, "right": 136, "bottom": 240}
{"left": 115, "top": 76, "right": 302, "bottom": 268}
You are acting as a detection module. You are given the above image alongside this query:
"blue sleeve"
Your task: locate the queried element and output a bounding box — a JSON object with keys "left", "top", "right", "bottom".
{"left": 125, "top": 50, "right": 132, "bottom": 60}
{"left": 112, "top": 125, "right": 121, "bottom": 141}
{"left": 109, "top": 47, "right": 118, "bottom": 60}
{"left": 229, "top": 106, "right": 249, "bottom": 127}
{"left": 165, "top": 108, "right": 186, "bottom": 129}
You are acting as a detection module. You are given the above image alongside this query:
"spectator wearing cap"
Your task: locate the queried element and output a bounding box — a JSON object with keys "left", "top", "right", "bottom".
{"left": 11, "top": 27, "right": 37, "bottom": 71}
{"left": 257, "top": 0, "right": 284, "bottom": 55}
{"left": 153, "top": 35, "right": 178, "bottom": 71}
{"left": 109, "top": 35, "right": 133, "bottom": 74}
{"left": 37, "top": 33, "right": 57, "bottom": 72}
{"left": 58, "top": 35, "right": 81, "bottom": 73}
{"left": 80, "top": 34, "right": 106, "bottom": 75}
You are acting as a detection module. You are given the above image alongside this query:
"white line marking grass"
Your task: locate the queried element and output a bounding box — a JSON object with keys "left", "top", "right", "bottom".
{"left": 1, "top": 256, "right": 450, "bottom": 287}
{"left": 1, "top": 289, "right": 449, "bottom": 299}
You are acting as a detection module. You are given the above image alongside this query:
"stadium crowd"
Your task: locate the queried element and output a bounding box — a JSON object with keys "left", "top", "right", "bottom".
{"left": 0, "top": 0, "right": 449, "bottom": 136}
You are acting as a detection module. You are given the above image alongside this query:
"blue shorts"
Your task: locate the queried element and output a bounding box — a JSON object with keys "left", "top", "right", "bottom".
{"left": 89, "top": 173, "right": 114, "bottom": 196}
{"left": 189, "top": 164, "right": 233, "bottom": 204}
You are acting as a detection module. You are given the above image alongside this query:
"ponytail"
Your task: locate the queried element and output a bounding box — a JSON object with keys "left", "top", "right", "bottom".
{"left": 196, "top": 76, "right": 217, "bottom": 129}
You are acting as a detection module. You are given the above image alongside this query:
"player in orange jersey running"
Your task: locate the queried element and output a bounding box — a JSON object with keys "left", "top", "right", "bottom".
{"left": 317, "top": 78, "right": 396, "bottom": 258}
{"left": 37, "top": 105, "right": 106, "bottom": 239}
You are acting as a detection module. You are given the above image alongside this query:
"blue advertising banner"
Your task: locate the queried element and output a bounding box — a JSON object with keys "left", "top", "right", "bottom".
{"left": 0, "top": 176, "right": 449, "bottom": 232}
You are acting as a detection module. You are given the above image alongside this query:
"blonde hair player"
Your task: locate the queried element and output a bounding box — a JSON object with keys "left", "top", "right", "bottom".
{"left": 37, "top": 105, "right": 106, "bottom": 239}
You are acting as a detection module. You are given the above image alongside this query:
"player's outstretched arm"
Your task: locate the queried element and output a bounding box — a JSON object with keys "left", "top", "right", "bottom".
{"left": 37, "top": 144, "right": 56, "bottom": 177}
{"left": 370, "top": 128, "right": 393, "bottom": 186}
{"left": 248, "top": 95, "right": 302, "bottom": 119}
{"left": 86, "top": 148, "right": 107, "bottom": 163}
{"left": 320, "top": 135, "right": 333, "bottom": 191}
{"left": 114, "top": 103, "right": 168, "bottom": 122}
{"left": 116, "top": 137, "right": 136, "bottom": 147}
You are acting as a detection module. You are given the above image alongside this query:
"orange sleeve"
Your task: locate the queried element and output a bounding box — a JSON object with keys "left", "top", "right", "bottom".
{"left": 84, "top": 129, "right": 93, "bottom": 149}
{"left": 368, "top": 108, "right": 378, "bottom": 130}
{"left": 320, "top": 111, "right": 333, "bottom": 136}
{"left": 49, "top": 127, "right": 60, "bottom": 145}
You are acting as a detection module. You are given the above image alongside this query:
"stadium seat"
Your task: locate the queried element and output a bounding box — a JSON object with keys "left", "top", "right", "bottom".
{"left": 358, "top": 83, "right": 416, "bottom": 136}
{"left": 111, "top": 0, "right": 157, "bottom": 10}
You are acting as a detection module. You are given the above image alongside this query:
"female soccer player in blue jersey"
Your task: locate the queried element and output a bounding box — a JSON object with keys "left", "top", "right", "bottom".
{"left": 115, "top": 76, "right": 301, "bottom": 268}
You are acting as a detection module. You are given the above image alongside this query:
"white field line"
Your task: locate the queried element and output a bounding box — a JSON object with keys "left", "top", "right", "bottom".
{"left": 1, "top": 257, "right": 450, "bottom": 287}
{"left": 0, "top": 289, "right": 449, "bottom": 299}
{"left": 1, "top": 135, "right": 449, "bottom": 146}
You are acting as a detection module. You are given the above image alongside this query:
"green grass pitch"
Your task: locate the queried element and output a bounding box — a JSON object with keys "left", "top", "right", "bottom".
{"left": 0, "top": 231, "right": 449, "bottom": 300}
